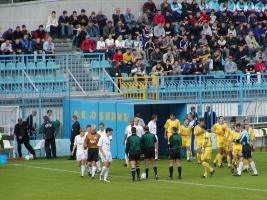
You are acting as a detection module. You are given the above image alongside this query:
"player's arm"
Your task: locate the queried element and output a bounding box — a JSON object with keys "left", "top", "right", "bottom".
{"left": 83, "top": 135, "right": 88, "bottom": 149}
{"left": 153, "top": 135, "right": 158, "bottom": 151}
{"left": 71, "top": 137, "right": 77, "bottom": 156}
{"left": 164, "top": 120, "right": 168, "bottom": 139}
{"left": 123, "top": 127, "right": 128, "bottom": 144}
{"left": 97, "top": 137, "right": 105, "bottom": 157}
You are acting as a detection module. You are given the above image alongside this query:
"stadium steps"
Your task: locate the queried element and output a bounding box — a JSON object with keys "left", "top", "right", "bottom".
{"left": 54, "top": 39, "right": 73, "bottom": 54}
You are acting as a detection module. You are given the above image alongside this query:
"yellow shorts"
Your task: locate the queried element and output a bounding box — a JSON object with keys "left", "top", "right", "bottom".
{"left": 196, "top": 140, "right": 204, "bottom": 149}
{"left": 201, "top": 147, "right": 212, "bottom": 161}
{"left": 182, "top": 137, "right": 191, "bottom": 147}
{"left": 232, "top": 145, "right": 242, "bottom": 157}
{"left": 225, "top": 143, "right": 232, "bottom": 152}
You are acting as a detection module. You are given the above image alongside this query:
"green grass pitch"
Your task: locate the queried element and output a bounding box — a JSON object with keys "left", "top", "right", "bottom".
{"left": 1, "top": 152, "right": 267, "bottom": 200}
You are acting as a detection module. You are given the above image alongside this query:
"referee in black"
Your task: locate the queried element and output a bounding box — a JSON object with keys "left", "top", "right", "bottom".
{"left": 69, "top": 115, "right": 80, "bottom": 160}
{"left": 43, "top": 116, "right": 57, "bottom": 159}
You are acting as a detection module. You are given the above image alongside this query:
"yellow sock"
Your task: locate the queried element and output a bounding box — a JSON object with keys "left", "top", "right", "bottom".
{"left": 227, "top": 154, "right": 231, "bottom": 166}
{"left": 217, "top": 153, "right": 223, "bottom": 166}
{"left": 197, "top": 152, "right": 201, "bottom": 163}
{"left": 202, "top": 162, "right": 208, "bottom": 176}
{"left": 186, "top": 150, "right": 191, "bottom": 160}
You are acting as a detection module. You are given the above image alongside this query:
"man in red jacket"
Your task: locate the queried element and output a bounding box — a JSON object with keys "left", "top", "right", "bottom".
{"left": 153, "top": 10, "right": 166, "bottom": 26}
{"left": 81, "top": 35, "right": 96, "bottom": 53}
{"left": 112, "top": 49, "right": 123, "bottom": 63}
{"left": 32, "top": 25, "right": 47, "bottom": 42}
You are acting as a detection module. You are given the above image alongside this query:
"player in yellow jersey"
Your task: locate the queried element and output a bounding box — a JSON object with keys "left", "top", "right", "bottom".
{"left": 194, "top": 118, "right": 205, "bottom": 164}
{"left": 242, "top": 119, "right": 256, "bottom": 172}
{"left": 179, "top": 118, "right": 192, "bottom": 162}
{"left": 231, "top": 123, "right": 242, "bottom": 174}
{"left": 164, "top": 113, "right": 180, "bottom": 143}
{"left": 225, "top": 119, "right": 235, "bottom": 168}
{"left": 201, "top": 130, "right": 215, "bottom": 178}
{"left": 212, "top": 116, "right": 227, "bottom": 167}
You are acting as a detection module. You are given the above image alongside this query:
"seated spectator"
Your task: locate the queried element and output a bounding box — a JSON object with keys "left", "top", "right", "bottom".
{"left": 85, "top": 21, "right": 100, "bottom": 41}
{"left": 132, "top": 23, "right": 143, "bottom": 38}
{"left": 75, "top": 26, "right": 87, "bottom": 49}
{"left": 198, "top": 34, "right": 208, "bottom": 46}
{"left": 58, "top": 11, "right": 73, "bottom": 39}
{"left": 96, "top": 11, "right": 108, "bottom": 35}
{"left": 105, "top": 34, "right": 115, "bottom": 59}
{"left": 1, "top": 39, "right": 13, "bottom": 55}
{"left": 164, "top": 22, "right": 175, "bottom": 36}
{"left": 122, "top": 49, "right": 133, "bottom": 71}
{"left": 132, "top": 49, "right": 143, "bottom": 63}
{"left": 245, "top": 63, "right": 255, "bottom": 74}
{"left": 2, "top": 28, "right": 13, "bottom": 41}
{"left": 88, "top": 11, "right": 97, "bottom": 25}
{"left": 20, "top": 34, "right": 33, "bottom": 54}
{"left": 113, "top": 49, "right": 123, "bottom": 63}
{"left": 109, "top": 61, "right": 122, "bottom": 78}
{"left": 153, "top": 10, "right": 166, "bottom": 25}
{"left": 131, "top": 59, "right": 146, "bottom": 76}
{"left": 78, "top": 9, "right": 89, "bottom": 27}
{"left": 163, "top": 59, "right": 174, "bottom": 75}
{"left": 235, "top": 46, "right": 249, "bottom": 71}
{"left": 125, "top": 34, "right": 134, "bottom": 48}
{"left": 115, "top": 20, "right": 128, "bottom": 38}
{"left": 46, "top": 11, "right": 59, "bottom": 37}
{"left": 227, "top": 24, "right": 237, "bottom": 37}
{"left": 151, "top": 61, "right": 164, "bottom": 76}
{"left": 254, "top": 57, "right": 265, "bottom": 73}
{"left": 13, "top": 26, "right": 23, "bottom": 40}
{"left": 224, "top": 56, "right": 237, "bottom": 74}
{"left": 137, "top": 12, "right": 150, "bottom": 25}
{"left": 144, "top": 37, "right": 155, "bottom": 59}
{"left": 150, "top": 47, "right": 163, "bottom": 66}
{"left": 21, "top": 25, "right": 31, "bottom": 38}
{"left": 163, "top": 48, "right": 174, "bottom": 66}
{"left": 154, "top": 23, "right": 166, "bottom": 38}
{"left": 112, "top": 8, "right": 125, "bottom": 25}
{"left": 245, "top": 31, "right": 261, "bottom": 56}
{"left": 96, "top": 36, "right": 106, "bottom": 52}
{"left": 179, "top": 59, "right": 191, "bottom": 75}
{"left": 81, "top": 35, "right": 96, "bottom": 53}
{"left": 33, "top": 37, "right": 43, "bottom": 53}
{"left": 160, "top": 0, "right": 172, "bottom": 16}
{"left": 209, "top": 0, "right": 220, "bottom": 13}
{"left": 103, "top": 21, "right": 115, "bottom": 39}
{"left": 170, "top": 0, "right": 182, "bottom": 20}
{"left": 212, "top": 50, "right": 223, "bottom": 71}
{"left": 255, "top": 0, "right": 265, "bottom": 13}
{"left": 69, "top": 11, "right": 79, "bottom": 31}
{"left": 143, "top": 0, "right": 157, "bottom": 22}
{"left": 32, "top": 25, "right": 47, "bottom": 42}
{"left": 124, "top": 8, "right": 135, "bottom": 30}
{"left": 12, "top": 39, "right": 23, "bottom": 54}
{"left": 43, "top": 36, "right": 55, "bottom": 57}
{"left": 115, "top": 35, "right": 125, "bottom": 49}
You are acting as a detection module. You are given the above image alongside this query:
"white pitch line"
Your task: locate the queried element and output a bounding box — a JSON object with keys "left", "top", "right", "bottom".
{"left": 11, "top": 164, "right": 267, "bottom": 193}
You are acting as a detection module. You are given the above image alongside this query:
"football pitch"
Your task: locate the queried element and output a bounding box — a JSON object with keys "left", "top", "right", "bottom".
{"left": 1, "top": 152, "right": 267, "bottom": 200}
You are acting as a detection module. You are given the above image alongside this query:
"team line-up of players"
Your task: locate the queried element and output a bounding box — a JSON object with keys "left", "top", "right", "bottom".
{"left": 71, "top": 113, "right": 258, "bottom": 182}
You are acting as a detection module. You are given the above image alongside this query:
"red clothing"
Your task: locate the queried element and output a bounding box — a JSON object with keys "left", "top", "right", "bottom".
{"left": 81, "top": 39, "right": 96, "bottom": 51}
{"left": 254, "top": 62, "right": 265, "bottom": 72}
{"left": 189, "top": 17, "right": 197, "bottom": 26}
{"left": 113, "top": 53, "right": 123, "bottom": 62}
{"left": 153, "top": 14, "right": 166, "bottom": 25}
{"left": 199, "top": 13, "right": 210, "bottom": 23}
{"left": 32, "top": 29, "right": 47, "bottom": 40}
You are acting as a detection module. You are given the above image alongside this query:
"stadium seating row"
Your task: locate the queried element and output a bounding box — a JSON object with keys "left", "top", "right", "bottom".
{"left": 0, "top": 74, "right": 65, "bottom": 84}
{"left": 0, "top": 61, "right": 58, "bottom": 71}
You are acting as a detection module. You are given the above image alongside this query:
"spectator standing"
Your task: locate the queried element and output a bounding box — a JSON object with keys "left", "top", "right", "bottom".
{"left": 204, "top": 106, "right": 216, "bottom": 131}
{"left": 26, "top": 110, "right": 37, "bottom": 138}
{"left": 69, "top": 115, "right": 80, "bottom": 160}
{"left": 43, "top": 116, "right": 57, "bottom": 159}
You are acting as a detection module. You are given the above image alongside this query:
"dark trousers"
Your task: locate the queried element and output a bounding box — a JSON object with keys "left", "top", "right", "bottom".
{"left": 45, "top": 138, "right": 56, "bottom": 158}
{"left": 17, "top": 138, "right": 35, "bottom": 158}
{"left": 70, "top": 142, "right": 76, "bottom": 159}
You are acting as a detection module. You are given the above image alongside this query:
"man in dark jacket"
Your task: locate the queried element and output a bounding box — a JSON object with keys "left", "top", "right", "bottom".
{"left": 58, "top": 11, "right": 73, "bottom": 38}
{"left": 69, "top": 115, "right": 80, "bottom": 160}
{"left": 43, "top": 115, "right": 56, "bottom": 159}
{"left": 26, "top": 110, "right": 37, "bottom": 138}
{"left": 204, "top": 106, "right": 217, "bottom": 131}
{"left": 14, "top": 118, "right": 36, "bottom": 159}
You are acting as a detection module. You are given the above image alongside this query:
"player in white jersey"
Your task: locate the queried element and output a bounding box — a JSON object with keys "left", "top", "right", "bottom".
{"left": 135, "top": 111, "right": 145, "bottom": 127}
{"left": 98, "top": 128, "right": 113, "bottom": 182}
{"left": 72, "top": 129, "right": 87, "bottom": 178}
{"left": 123, "top": 118, "right": 135, "bottom": 167}
{"left": 147, "top": 114, "right": 159, "bottom": 159}
{"left": 96, "top": 122, "right": 106, "bottom": 172}
{"left": 134, "top": 117, "right": 144, "bottom": 138}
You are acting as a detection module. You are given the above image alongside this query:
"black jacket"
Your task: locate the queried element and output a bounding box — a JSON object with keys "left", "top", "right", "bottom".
{"left": 71, "top": 121, "right": 80, "bottom": 143}
{"left": 14, "top": 122, "right": 28, "bottom": 140}
{"left": 43, "top": 120, "right": 55, "bottom": 139}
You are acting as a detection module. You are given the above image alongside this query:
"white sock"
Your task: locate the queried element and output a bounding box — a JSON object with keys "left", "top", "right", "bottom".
{"left": 81, "top": 165, "right": 85, "bottom": 177}
{"left": 125, "top": 154, "right": 129, "bottom": 165}
{"left": 104, "top": 168, "right": 109, "bottom": 180}
{"left": 237, "top": 162, "right": 243, "bottom": 175}
{"left": 88, "top": 166, "right": 92, "bottom": 173}
{"left": 250, "top": 161, "right": 258, "bottom": 175}
{"left": 101, "top": 166, "right": 107, "bottom": 176}
{"left": 92, "top": 166, "right": 97, "bottom": 177}
{"left": 96, "top": 161, "right": 101, "bottom": 171}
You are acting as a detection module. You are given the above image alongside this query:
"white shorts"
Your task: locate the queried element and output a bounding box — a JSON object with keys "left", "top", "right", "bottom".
{"left": 101, "top": 151, "right": 112, "bottom": 163}
{"left": 76, "top": 150, "right": 87, "bottom": 162}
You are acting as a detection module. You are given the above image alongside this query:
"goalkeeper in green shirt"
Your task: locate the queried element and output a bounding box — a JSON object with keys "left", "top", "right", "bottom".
{"left": 141, "top": 126, "right": 158, "bottom": 180}
{"left": 168, "top": 127, "right": 182, "bottom": 180}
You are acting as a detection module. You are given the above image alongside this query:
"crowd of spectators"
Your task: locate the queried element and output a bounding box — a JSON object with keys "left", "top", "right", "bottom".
{"left": 0, "top": 24, "right": 55, "bottom": 57}
{"left": 1, "top": 0, "right": 267, "bottom": 77}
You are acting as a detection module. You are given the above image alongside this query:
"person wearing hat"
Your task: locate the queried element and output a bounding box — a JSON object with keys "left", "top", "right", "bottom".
{"left": 43, "top": 115, "right": 57, "bottom": 159}
{"left": 14, "top": 118, "right": 36, "bottom": 159}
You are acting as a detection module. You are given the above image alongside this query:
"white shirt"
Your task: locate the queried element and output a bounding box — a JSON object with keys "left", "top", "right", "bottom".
{"left": 125, "top": 125, "right": 133, "bottom": 138}
{"left": 148, "top": 120, "right": 157, "bottom": 135}
{"left": 137, "top": 117, "right": 145, "bottom": 127}
{"left": 98, "top": 134, "right": 111, "bottom": 152}
{"left": 97, "top": 129, "right": 106, "bottom": 136}
{"left": 115, "top": 40, "right": 125, "bottom": 48}
{"left": 105, "top": 38, "right": 114, "bottom": 47}
{"left": 1, "top": 43, "right": 12, "bottom": 51}
{"left": 97, "top": 41, "right": 106, "bottom": 49}
{"left": 74, "top": 134, "right": 86, "bottom": 152}
{"left": 136, "top": 125, "right": 144, "bottom": 138}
